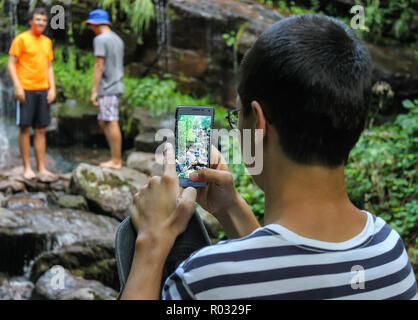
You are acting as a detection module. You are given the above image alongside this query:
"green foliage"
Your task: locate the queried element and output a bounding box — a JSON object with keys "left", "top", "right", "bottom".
{"left": 99, "top": 0, "right": 155, "bottom": 44}
{"left": 121, "top": 74, "right": 213, "bottom": 133}
{"left": 53, "top": 46, "right": 94, "bottom": 104}
{"left": 354, "top": 0, "right": 418, "bottom": 44}
{"left": 231, "top": 161, "right": 265, "bottom": 223}
{"left": 345, "top": 99, "right": 418, "bottom": 242}
{"left": 51, "top": 46, "right": 217, "bottom": 135}
{"left": 257, "top": 0, "right": 417, "bottom": 49}
{"left": 0, "top": 53, "right": 8, "bottom": 68}
{"left": 223, "top": 134, "right": 265, "bottom": 224}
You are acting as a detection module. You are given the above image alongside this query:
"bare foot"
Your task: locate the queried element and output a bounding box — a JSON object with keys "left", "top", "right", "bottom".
{"left": 99, "top": 160, "right": 122, "bottom": 170}
{"left": 37, "top": 169, "right": 56, "bottom": 177}
{"left": 23, "top": 168, "right": 36, "bottom": 180}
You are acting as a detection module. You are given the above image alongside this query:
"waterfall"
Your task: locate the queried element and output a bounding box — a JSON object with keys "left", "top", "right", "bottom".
{"left": 0, "top": 72, "right": 18, "bottom": 169}
{"left": 154, "top": 0, "right": 171, "bottom": 72}
{"left": 8, "top": 0, "right": 18, "bottom": 43}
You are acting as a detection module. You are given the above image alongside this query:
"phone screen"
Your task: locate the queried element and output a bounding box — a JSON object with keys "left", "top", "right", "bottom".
{"left": 175, "top": 111, "right": 212, "bottom": 187}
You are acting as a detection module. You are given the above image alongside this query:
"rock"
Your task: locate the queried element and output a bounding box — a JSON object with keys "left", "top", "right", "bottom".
{"left": 0, "top": 179, "right": 25, "bottom": 193}
{"left": 134, "top": 132, "right": 162, "bottom": 153}
{"left": 132, "top": 107, "right": 175, "bottom": 133}
{"left": 30, "top": 239, "right": 118, "bottom": 291}
{"left": 0, "top": 203, "right": 119, "bottom": 276}
{"left": 366, "top": 43, "right": 418, "bottom": 112}
{"left": 50, "top": 179, "right": 71, "bottom": 192}
{"left": 0, "top": 192, "right": 7, "bottom": 207}
{"left": 58, "top": 195, "right": 88, "bottom": 211}
{"left": 70, "top": 163, "right": 149, "bottom": 220}
{"left": 0, "top": 207, "right": 27, "bottom": 229}
{"left": 196, "top": 206, "right": 223, "bottom": 239}
{"left": 7, "top": 192, "right": 48, "bottom": 210}
{"left": 0, "top": 276, "right": 34, "bottom": 300}
{"left": 36, "top": 174, "right": 59, "bottom": 184}
{"left": 138, "top": 0, "right": 283, "bottom": 107}
{"left": 33, "top": 267, "right": 117, "bottom": 300}
{"left": 47, "top": 102, "right": 107, "bottom": 148}
{"left": 126, "top": 151, "right": 163, "bottom": 176}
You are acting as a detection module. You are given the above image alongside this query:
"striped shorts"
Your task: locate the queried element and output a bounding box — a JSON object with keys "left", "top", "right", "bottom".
{"left": 98, "top": 94, "right": 121, "bottom": 121}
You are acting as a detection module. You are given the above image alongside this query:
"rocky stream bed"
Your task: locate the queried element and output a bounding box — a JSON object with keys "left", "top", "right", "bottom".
{"left": 0, "top": 155, "right": 221, "bottom": 300}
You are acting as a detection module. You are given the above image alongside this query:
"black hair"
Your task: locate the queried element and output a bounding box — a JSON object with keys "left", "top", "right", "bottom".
{"left": 238, "top": 14, "right": 372, "bottom": 168}
{"left": 29, "top": 7, "right": 48, "bottom": 21}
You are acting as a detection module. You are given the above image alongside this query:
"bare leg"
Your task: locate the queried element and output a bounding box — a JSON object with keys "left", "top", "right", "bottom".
{"left": 34, "top": 127, "right": 54, "bottom": 176}
{"left": 19, "top": 125, "right": 36, "bottom": 179}
{"left": 99, "top": 120, "right": 122, "bottom": 169}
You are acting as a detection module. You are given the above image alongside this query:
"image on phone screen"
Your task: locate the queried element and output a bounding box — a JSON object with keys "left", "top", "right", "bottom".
{"left": 175, "top": 109, "right": 212, "bottom": 187}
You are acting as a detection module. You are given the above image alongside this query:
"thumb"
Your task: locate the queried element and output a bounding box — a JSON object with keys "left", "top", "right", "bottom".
{"left": 190, "top": 168, "right": 233, "bottom": 186}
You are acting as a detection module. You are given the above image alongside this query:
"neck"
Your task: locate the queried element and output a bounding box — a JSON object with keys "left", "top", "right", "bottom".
{"left": 29, "top": 28, "right": 42, "bottom": 36}
{"left": 262, "top": 148, "right": 366, "bottom": 242}
{"left": 98, "top": 25, "right": 111, "bottom": 34}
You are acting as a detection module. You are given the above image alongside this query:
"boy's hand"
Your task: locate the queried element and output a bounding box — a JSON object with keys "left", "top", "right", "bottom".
{"left": 189, "top": 145, "right": 240, "bottom": 218}
{"left": 130, "top": 143, "right": 197, "bottom": 244}
{"left": 90, "top": 91, "right": 98, "bottom": 106}
{"left": 47, "top": 88, "right": 56, "bottom": 104}
{"left": 14, "top": 86, "right": 25, "bottom": 102}
{"left": 189, "top": 145, "right": 260, "bottom": 238}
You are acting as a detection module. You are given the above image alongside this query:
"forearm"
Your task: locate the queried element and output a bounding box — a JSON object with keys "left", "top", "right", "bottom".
{"left": 48, "top": 65, "right": 56, "bottom": 91}
{"left": 92, "top": 63, "right": 103, "bottom": 94}
{"left": 120, "top": 233, "right": 175, "bottom": 300}
{"left": 214, "top": 193, "right": 260, "bottom": 239}
{"left": 7, "top": 59, "right": 22, "bottom": 89}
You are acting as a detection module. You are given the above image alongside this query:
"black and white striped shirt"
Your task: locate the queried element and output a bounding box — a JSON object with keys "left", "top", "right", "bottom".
{"left": 162, "top": 211, "right": 417, "bottom": 300}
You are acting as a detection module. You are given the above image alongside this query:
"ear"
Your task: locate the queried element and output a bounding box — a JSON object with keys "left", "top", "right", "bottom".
{"left": 250, "top": 101, "right": 267, "bottom": 139}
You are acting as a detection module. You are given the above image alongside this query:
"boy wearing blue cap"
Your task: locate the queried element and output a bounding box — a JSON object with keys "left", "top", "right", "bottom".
{"left": 87, "top": 9, "right": 124, "bottom": 169}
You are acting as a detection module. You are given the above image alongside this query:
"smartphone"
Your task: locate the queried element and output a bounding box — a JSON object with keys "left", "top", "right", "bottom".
{"left": 175, "top": 106, "right": 214, "bottom": 187}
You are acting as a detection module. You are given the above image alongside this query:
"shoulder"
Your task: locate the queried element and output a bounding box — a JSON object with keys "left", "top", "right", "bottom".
{"left": 179, "top": 226, "right": 277, "bottom": 274}
{"left": 41, "top": 34, "right": 52, "bottom": 42}
{"left": 12, "top": 31, "right": 29, "bottom": 43}
{"left": 93, "top": 34, "right": 105, "bottom": 44}
{"left": 41, "top": 34, "right": 53, "bottom": 46}
{"left": 162, "top": 227, "right": 276, "bottom": 299}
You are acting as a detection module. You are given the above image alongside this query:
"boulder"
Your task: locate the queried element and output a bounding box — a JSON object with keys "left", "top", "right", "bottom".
{"left": 6, "top": 192, "right": 48, "bottom": 210}
{"left": 126, "top": 151, "right": 163, "bottom": 176}
{"left": 0, "top": 179, "right": 25, "bottom": 193}
{"left": 0, "top": 192, "right": 7, "bottom": 207}
{"left": 55, "top": 194, "right": 89, "bottom": 211}
{"left": 30, "top": 239, "right": 118, "bottom": 291}
{"left": 0, "top": 276, "right": 34, "bottom": 300}
{"left": 134, "top": 132, "right": 163, "bottom": 153}
{"left": 70, "top": 163, "right": 149, "bottom": 220}
{"left": 33, "top": 267, "right": 117, "bottom": 300}
{"left": 366, "top": 43, "right": 418, "bottom": 113}
{"left": 137, "top": 0, "right": 284, "bottom": 107}
{"left": 0, "top": 203, "right": 119, "bottom": 276}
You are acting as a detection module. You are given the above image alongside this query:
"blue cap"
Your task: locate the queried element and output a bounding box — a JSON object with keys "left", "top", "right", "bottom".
{"left": 86, "top": 9, "right": 111, "bottom": 25}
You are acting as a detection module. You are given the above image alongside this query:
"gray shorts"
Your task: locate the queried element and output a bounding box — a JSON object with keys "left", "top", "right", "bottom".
{"left": 98, "top": 94, "right": 121, "bottom": 121}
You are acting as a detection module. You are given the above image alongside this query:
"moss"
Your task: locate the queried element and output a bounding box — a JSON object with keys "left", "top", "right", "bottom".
{"left": 71, "top": 269, "right": 85, "bottom": 278}
{"left": 79, "top": 167, "right": 136, "bottom": 195}
{"left": 169, "top": 8, "right": 181, "bottom": 21}
{"left": 85, "top": 264, "right": 100, "bottom": 275}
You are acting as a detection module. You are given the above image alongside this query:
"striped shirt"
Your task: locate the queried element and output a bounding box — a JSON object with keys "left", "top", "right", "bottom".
{"left": 161, "top": 211, "right": 417, "bottom": 300}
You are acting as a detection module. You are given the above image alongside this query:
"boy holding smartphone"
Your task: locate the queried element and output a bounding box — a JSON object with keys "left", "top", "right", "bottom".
{"left": 121, "top": 14, "right": 417, "bottom": 300}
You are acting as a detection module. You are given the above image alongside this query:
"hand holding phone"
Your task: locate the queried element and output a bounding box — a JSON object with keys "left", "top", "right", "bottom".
{"left": 175, "top": 106, "right": 214, "bottom": 187}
